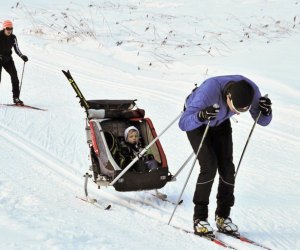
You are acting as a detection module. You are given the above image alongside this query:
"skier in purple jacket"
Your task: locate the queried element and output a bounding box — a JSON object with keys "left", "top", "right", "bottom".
{"left": 179, "top": 75, "right": 272, "bottom": 235}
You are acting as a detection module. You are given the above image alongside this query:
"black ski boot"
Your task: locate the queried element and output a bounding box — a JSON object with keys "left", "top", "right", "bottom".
{"left": 13, "top": 98, "right": 24, "bottom": 106}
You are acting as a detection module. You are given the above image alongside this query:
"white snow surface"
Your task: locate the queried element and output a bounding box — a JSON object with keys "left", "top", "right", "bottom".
{"left": 0, "top": 0, "right": 300, "bottom": 249}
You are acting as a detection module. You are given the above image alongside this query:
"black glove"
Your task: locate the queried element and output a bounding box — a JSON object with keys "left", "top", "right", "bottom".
{"left": 259, "top": 96, "right": 272, "bottom": 116}
{"left": 21, "top": 55, "right": 28, "bottom": 62}
{"left": 198, "top": 104, "right": 220, "bottom": 122}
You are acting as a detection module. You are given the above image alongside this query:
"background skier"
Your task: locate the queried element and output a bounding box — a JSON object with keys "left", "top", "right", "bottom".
{"left": 0, "top": 20, "right": 28, "bottom": 105}
{"left": 179, "top": 75, "right": 272, "bottom": 235}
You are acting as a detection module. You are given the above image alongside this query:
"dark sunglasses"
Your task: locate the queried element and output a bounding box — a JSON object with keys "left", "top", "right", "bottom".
{"left": 236, "top": 105, "right": 250, "bottom": 112}
{"left": 5, "top": 27, "right": 13, "bottom": 31}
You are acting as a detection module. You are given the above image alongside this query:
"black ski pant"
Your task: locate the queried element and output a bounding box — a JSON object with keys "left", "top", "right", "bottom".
{"left": 186, "top": 119, "right": 235, "bottom": 221}
{"left": 0, "top": 59, "right": 20, "bottom": 98}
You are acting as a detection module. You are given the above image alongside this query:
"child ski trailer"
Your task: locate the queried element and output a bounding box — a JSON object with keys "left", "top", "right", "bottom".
{"left": 62, "top": 70, "right": 179, "bottom": 203}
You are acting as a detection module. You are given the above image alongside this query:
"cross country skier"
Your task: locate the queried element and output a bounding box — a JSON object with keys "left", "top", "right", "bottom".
{"left": 179, "top": 75, "right": 272, "bottom": 235}
{"left": 0, "top": 20, "right": 28, "bottom": 106}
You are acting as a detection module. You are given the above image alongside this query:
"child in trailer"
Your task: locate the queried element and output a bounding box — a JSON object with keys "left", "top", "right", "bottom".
{"left": 119, "top": 126, "right": 160, "bottom": 172}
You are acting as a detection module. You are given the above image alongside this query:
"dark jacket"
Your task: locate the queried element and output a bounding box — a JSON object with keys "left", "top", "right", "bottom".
{"left": 0, "top": 30, "right": 23, "bottom": 63}
{"left": 119, "top": 141, "right": 141, "bottom": 168}
{"left": 118, "top": 141, "right": 159, "bottom": 172}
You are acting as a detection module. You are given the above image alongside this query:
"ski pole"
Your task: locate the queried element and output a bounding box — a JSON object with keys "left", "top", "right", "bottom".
{"left": 171, "top": 151, "right": 194, "bottom": 181}
{"left": 234, "top": 94, "right": 268, "bottom": 179}
{"left": 234, "top": 112, "right": 261, "bottom": 179}
{"left": 168, "top": 121, "right": 210, "bottom": 225}
{"left": 19, "top": 61, "right": 26, "bottom": 96}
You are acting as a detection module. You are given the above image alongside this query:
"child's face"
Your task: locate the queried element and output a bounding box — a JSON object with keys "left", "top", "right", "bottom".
{"left": 127, "top": 131, "right": 139, "bottom": 144}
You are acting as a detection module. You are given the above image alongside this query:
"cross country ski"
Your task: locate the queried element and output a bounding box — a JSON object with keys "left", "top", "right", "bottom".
{"left": 216, "top": 231, "right": 272, "bottom": 250}
{"left": 1, "top": 103, "right": 47, "bottom": 111}
{"left": 171, "top": 225, "right": 237, "bottom": 249}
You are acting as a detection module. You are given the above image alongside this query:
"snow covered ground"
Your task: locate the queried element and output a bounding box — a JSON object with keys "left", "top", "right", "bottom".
{"left": 0, "top": 0, "right": 299, "bottom": 249}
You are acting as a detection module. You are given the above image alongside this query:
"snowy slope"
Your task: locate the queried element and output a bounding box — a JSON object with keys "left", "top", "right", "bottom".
{"left": 1, "top": 0, "right": 300, "bottom": 249}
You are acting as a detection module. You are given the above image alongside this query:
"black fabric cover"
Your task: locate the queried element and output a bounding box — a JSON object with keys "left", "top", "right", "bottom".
{"left": 87, "top": 100, "right": 137, "bottom": 110}
{"left": 105, "top": 109, "right": 145, "bottom": 119}
{"left": 113, "top": 168, "right": 171, "bottom": 192}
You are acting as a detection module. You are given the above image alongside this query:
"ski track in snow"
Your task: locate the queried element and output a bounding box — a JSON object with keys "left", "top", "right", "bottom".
{"left": 29, "top": 57, "right": 185, "bottom": 105}
{"left": 0, "top": 122, "right": 235, "bottom": 250}
{"left": 0, "top": 92, "right": 272, "bottom": 250}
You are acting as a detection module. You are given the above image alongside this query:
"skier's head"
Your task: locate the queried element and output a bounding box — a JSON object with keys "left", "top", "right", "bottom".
{"left": 2, "top": 20, "right": 13, "bottom": 36}
{"left": 226, "top": 80, "right": 254, "bottom": 114}
{"left": 124, "top": 126, "right": 139, "bottom": 145}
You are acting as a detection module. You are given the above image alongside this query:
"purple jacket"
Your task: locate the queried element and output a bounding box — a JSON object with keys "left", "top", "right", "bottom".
{"left": 179, "top": 75, "right": 272, "bottom": 131}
